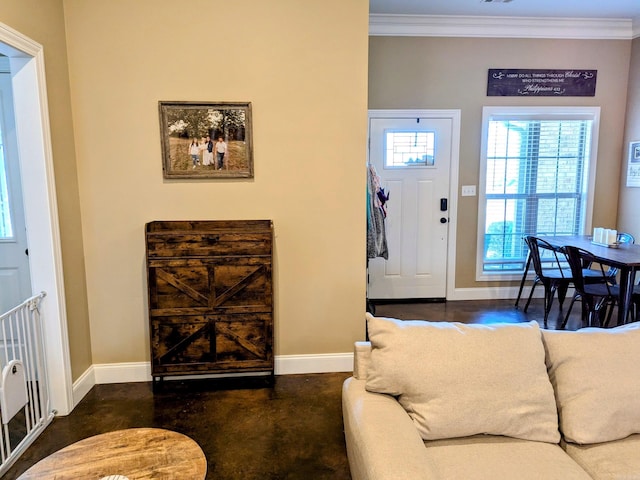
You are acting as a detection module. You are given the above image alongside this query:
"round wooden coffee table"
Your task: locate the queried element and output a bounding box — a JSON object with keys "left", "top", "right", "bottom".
{"left": 18, "top": 428, "right": 207, "bottom": 479}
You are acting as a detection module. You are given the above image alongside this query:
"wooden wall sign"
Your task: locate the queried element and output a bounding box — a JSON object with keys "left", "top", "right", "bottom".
{"left": 487, "top": 69, "right": 597, "bottom": 97}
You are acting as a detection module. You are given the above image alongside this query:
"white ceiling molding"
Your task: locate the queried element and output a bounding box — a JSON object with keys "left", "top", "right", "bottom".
{"left": 369, "top": 14, "right": 635, "bottom": 40}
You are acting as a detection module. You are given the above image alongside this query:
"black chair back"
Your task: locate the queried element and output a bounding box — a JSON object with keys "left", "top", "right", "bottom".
{"left": 523, "top": 236, "right": 574, "bottom": 328}
{"left": 564, "top": 246, "right": 613, "bottom": 297}
{"left": 563, "top": 245, "right": 620, "bottom": 328}
{"left": 524, "top": 236, "right": 568, "bottom": 278}
{"left": 602, "top": 233, "right": 635, "bottom": 283}
{"left": 617, "top": 232, "right": 635, "bottom": 245}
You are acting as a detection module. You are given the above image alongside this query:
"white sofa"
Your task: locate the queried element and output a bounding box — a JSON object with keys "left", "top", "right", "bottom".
{"left": 342, "top": 314, "right": 640, "bottom": 480}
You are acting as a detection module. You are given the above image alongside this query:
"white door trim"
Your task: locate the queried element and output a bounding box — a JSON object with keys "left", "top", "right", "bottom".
{"left": 368, "top": 109, "right": 461, "bottom": 301}
{"left": 0, "top": 22, "right": 73, "bottom": 415}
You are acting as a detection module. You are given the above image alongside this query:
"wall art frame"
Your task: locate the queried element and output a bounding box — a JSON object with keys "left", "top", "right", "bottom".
{"left": 159, "top": 101, "right": 253, "bottom": 179}
{"left": 626, "top": 140, "right": 640, "bottom": 187}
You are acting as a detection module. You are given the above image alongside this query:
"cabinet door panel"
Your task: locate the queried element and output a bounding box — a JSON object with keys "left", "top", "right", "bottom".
{"left": 212, "top": 264, "right": 272, "bottom": 308}
{"left": 153, "top": 316, "right": 212, "bottom": 366}
{"left": 215, "top": 315, "right": 272, "bottom": 363}
{"left": 149, "top": 262, "right": 271, "bottom": 311}
{"left": 152, "top": 265, "right": 210, "bottom": 309}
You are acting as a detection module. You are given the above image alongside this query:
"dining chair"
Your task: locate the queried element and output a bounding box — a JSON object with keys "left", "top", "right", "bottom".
{"left": 632, "top": 291, "right": 640, "bottom": 324}
{"left": 578, "top": 232, "right": 635, "bottom": 285}
{"left": 561, "top": 246, "right": 619, "bottom": 329}
{"left": 514, "top": 237, "right": 532, "bottom": 309}
{"left": 618, "top": 234, "right": 640, "bottom": 322}
{"left": 518, "top": 235, "right": 606, "bottom": 311}
{"left": 617, "top": 232, "right": 636, "bottom": 244}
{"left": 522, "top": 236, "right": 573, "bottom": 328}
{"left": 601, "top": 232, "right": 636, "bottom": 285}
{"left": 576, "top": 232, "right": 635, "bottom": 285}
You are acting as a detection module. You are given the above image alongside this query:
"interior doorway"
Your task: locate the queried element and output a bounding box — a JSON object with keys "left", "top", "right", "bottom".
{"left": 367, "top": 109, "right": 461, "bottom": 301}
{"left": 0, "top": 24, "right": 73, "bottom": 415}
{"left": 0, "top": 59, "right": 31, "bottom": 313}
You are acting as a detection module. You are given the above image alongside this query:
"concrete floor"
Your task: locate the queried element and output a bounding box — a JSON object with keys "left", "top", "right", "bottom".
{"left": 5, "top": 373, "right": 352, "bottom": 480}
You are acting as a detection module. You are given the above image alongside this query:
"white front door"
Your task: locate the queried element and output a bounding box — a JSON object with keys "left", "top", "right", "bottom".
{"left": 368, "top": 112, "right": 454, "bottom": 299}
{"left": 0, "top": 70, "right": 31, "bottom": 312}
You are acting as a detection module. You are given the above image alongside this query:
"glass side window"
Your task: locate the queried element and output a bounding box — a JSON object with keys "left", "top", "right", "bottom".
{"left": 477, "top": 106, "right": 599, "bottom": 279}
{"left": 0, "top": 122, "right": 12, "bottom": 239}
{"left": 384, "top": 130, "right": 435, "bottom": 168}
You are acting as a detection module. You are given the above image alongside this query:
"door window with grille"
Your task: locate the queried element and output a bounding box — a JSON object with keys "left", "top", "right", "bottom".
{"left": 384, "top": 130, "right": 436, "bottom": 167}
{"left": 476, "top": 106, "right": 599, "bottom": 279}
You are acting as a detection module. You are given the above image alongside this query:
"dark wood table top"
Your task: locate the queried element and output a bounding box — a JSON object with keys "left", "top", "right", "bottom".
{"left": 18, "top": 428, "right": 207, "bottom": 479}
{"left": 543, "top": 235, "right": 640, "bottom": 269}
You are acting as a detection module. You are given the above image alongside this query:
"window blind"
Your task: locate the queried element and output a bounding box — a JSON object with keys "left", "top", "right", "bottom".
{"left": 482, "top": 118, "right": 592, "bottom": 272}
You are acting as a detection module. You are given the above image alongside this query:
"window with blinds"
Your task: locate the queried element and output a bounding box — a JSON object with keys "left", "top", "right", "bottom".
{"left": 477, "top": 107, "right": 599, "bottom": 278}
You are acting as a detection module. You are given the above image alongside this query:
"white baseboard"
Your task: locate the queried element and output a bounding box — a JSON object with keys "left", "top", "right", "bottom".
{"left": 94, "top": 361, "right": 152, "bottom": 384}
{"left": 372, "top": 286, "right": 543, "bottom": 302}
{"left": 71, "top": 352, "right": 354, "bottom": 409}
{"left": 71, "top": 362, "right": 150, "bottom": 409}
{"left": 71, "top": 365, "right": 95, "bottom": 408}
{"left": 447, "top": 282, "right": 544, "bottom": 301}
{"left": 448, "top": 285, "right": 572, "bottom": 302}
{"left": 275, "top": 352, "right": 353, "bottom": 375}
{"left": 449, "top": 286, "right": 524, "bottom": 301}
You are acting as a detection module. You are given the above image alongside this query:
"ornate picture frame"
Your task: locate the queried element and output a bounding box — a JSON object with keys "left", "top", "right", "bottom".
{"left": 159, "top": 101, "right": 253, "bottom": 179}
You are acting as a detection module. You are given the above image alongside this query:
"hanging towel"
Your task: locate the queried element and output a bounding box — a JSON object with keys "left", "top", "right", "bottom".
{"left": 367, "top": 164, "right": 389, "bottom": 259}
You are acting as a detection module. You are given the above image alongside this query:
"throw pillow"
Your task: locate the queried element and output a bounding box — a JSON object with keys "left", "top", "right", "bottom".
{"left": 365, "top": 314, "right": 560, "bottom": 443}
{"left": 542, "top": 323, "right": 640, "bottom": 444}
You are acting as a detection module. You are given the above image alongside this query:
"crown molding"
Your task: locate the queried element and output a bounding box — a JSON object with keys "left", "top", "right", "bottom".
{"left": 369, "top": 14, "right": 635, "bottom": 40}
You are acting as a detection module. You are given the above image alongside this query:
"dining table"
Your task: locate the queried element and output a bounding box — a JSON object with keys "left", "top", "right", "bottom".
{"left": 543, "top": 235, "right": 640, "bottom": 327}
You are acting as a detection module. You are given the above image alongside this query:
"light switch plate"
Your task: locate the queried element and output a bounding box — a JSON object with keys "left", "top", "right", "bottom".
{"left": 461, "top": 185, "right": 476, "bottom": 196}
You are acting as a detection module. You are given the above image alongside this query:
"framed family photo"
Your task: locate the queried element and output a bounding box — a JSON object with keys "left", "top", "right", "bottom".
{"left": 159, "top": 101, "right": 253, "bottom": 179}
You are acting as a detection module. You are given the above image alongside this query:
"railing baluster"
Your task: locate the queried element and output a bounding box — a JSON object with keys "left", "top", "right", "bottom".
{"left": 0, "top": 293, "right": 54, "bottom": 476}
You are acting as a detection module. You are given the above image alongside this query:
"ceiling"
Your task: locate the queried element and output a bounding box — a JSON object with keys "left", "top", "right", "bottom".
{"left": 369, "top": 0, "right": 640, "bottom": 21}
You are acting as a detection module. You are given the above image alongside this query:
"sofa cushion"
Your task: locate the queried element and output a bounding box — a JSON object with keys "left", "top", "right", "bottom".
{"left": 353, "top": 341, "right": 371, "bottom": 380}
{"left": 365, "top": 314, "right": 560, "bottom": 443}
{"left": 422, "top": 435, "right": 592, "bottom": 480}
{"left": 563, "top": 434, "right": 640, "bottom": 480}
{"left": 542, "top": 323, "right": 640, "bottom": 444}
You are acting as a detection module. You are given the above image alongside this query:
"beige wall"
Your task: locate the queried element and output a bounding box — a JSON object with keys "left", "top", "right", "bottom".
{"left": 0, "top": 0, "right": 92, "bottom": 380}
{"left": 62, "top": 0, "right": 369, "bottom": 364}
{"left": 619, "top": 38, "right": 640, "bottom": 239}
{"left": 369, "top": 36, "right": 631, "bottom": 288}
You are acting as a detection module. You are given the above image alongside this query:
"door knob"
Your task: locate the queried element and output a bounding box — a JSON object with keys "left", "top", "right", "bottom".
{"left": 440, "top": 217, "right": 448, "bottom": 224}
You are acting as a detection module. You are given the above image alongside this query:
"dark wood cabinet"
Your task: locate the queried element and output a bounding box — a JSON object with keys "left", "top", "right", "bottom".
{"left": 145, "top": 220, "right": 273, "bottom": 381}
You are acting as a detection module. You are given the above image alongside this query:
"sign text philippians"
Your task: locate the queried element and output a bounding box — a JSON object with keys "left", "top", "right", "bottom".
{"left": 487, "top": 69, "right": 597, "bottom": 97}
